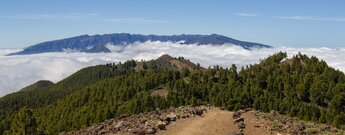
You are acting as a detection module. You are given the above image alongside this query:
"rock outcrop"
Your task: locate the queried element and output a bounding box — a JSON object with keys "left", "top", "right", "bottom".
{"left": 60, "top": 106, "right": 208, "bottom": 135}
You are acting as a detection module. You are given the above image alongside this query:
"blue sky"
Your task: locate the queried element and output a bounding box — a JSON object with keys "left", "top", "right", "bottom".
{"left": 0, "top": 0, "right": 345, "bottom": 48}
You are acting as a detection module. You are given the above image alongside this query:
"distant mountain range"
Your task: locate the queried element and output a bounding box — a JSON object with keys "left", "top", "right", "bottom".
{"left": 8, "top": 33, "right": 271, "bottom": 55}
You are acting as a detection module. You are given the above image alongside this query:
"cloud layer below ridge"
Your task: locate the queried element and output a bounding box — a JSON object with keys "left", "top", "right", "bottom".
{"left": 1, "top": 41, "right": 345, "bottom": 97}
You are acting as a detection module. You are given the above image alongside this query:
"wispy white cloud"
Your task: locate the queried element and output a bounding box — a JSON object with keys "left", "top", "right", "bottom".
{"left": 100, "top": 17, "right": 169, "bottom": 24}
{"left": 274, "top": 16, "right": 345, "bottom": 22}
{"left": 0, "top": 13, "right": 99, "bottom": 21}
{"left": 233, "top": 12, "right": 345, "bottom": 22}
{"left": 1, "top": 43, "right": 345, "bottom": 97}
{"left": 234, "top": 13, "right": 258, "bottom": 17}
{"left": 0, "top": 13, "right": 169, "bottom": 24}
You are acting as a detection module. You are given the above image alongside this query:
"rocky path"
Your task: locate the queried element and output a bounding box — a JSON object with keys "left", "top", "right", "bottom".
{"left": 61, "top": 106, "right": 345, "bottom": 135}
{"left": 157, "top": 108, "right": 237, "bottom": 135}
{"left": 157, "top": 108, "right": 278, "bottom": 135}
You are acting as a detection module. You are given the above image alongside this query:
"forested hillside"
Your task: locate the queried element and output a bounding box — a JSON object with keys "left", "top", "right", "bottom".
{"left": 1, "top": 52, "right": 345, "bottom": 134}
{"left": 0, "top": 62, "right": 137, "bottom": 134}
{"left": 0, "top": 55, "right": 195, "bottom": 134}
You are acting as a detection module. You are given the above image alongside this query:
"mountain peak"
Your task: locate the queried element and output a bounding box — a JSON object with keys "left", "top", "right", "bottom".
{"left": 20, "top": 80, "right": 53, "bottom": 92}
{"left": 157, "top": 54, "right": 174, "bottom": 61}
{"left": 133, "top": 54, "right": 199, "bottom": 72}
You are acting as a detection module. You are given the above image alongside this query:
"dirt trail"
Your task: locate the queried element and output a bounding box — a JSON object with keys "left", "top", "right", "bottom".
{"left": 242, "top": 111, "right": 275, "bottom": 135}
{"left": 157, "top": 108, "right": 275, "bottom": 135}
{"left": 157, "top": 108, "right": 236, "bottom": 135}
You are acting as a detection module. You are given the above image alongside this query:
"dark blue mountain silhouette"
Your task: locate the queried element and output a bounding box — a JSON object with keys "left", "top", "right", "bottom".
{"left": 9, "top": 33, "right": 271, "bottom": 55}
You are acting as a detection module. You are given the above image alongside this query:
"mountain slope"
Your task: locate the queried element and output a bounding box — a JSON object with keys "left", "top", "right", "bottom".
{"left": 8, "top": 33, "right": 270, "bottom": 55}
{"left": 0, "top": 64, "right": 134, "bottom": 134}
{"left": 0, "top": 55, "right": 195, "bottom": 134}
{"left": 1, "top": 53, "right": 345, "bottom": 135}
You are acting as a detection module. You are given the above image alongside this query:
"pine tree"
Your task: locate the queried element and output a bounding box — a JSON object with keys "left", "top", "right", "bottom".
{"left": 6, "top": 107, "right": 40, "bottom": 135}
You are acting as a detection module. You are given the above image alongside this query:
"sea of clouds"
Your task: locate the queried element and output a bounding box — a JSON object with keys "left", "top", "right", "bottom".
{"left": 1, "top": 41, "right": 345, "bottom": 97}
